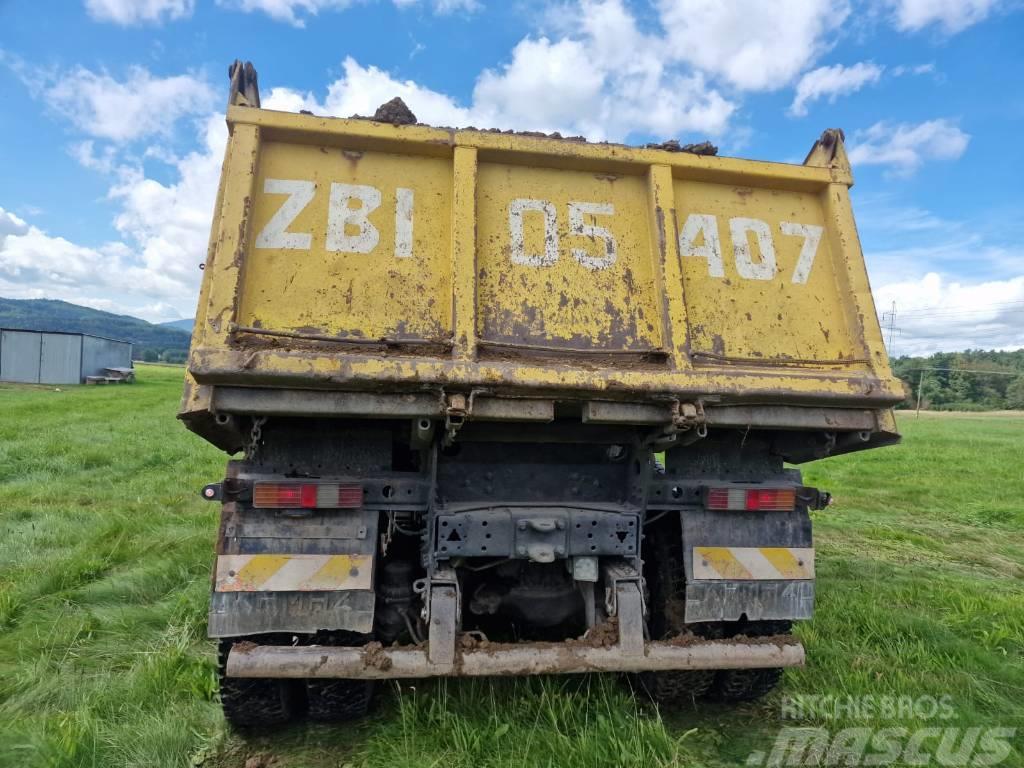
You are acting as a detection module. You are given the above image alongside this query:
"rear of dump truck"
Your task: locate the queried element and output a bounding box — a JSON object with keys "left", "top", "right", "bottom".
{"left": 181, "top": 62, "right": 903, "bottom": 726}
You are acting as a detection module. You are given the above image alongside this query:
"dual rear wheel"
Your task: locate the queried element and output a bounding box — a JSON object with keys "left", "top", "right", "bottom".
{"left": 637, "top": 526, "right": 790, "bottom": 706}
{"left": 217, "top": 638, "right": 374, "bottom": 728}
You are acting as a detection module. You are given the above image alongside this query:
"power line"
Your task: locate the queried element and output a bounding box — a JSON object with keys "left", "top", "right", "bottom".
{"left": 892, "top": 301, "right": 1024, "bottom": 318}
{"left": 912, "top": 367, "right": 1019, "bottom": 376}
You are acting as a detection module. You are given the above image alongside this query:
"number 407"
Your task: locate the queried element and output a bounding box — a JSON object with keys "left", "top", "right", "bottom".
{"left": 679, "top": 213, "right": 823, "bottom": 285}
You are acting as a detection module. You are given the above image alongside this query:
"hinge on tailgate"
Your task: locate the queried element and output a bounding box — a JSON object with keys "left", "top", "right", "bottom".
{"left": 443, "top": 394, "right": 468, "bottom": 446}
{"left": 646, "top": 400, "right": 707, "bottom": 450}
{"left": 671, "top": 400, "right": 706, "bottom": 431}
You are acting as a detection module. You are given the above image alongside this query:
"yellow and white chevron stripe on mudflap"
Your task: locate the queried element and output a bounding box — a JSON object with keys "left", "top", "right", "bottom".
{"left": 214, "top": 554, "right": 373, "bottom": 592}
{"left": 692, "top": 547, "right": 814, "bottom": 580}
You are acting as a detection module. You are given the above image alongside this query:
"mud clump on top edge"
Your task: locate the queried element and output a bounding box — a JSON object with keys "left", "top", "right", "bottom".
{"left": 644, "top": 139, "right": 718, "bottom": 156}
{"left": 350, "top": 96, "right": 714, "bottom": 154}
{"left": 372, "top": 97, "right": 417, "bottom": 126}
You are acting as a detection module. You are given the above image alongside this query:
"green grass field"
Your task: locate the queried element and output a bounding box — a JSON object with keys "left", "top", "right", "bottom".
{"left": 1, "top": 364, "right": 1021, "bottom": 768}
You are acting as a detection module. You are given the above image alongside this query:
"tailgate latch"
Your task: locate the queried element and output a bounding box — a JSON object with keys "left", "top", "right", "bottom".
{"left": 671, "top": 400, "right": 706, "bottom": 431}
{"left": 443, "top": 393, "right": 469, "bottom": 446}
{"left": 647, "top": 400, "right": 707, "bottom": 449}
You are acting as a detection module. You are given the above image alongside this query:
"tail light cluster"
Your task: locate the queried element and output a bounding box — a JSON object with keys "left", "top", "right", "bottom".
{"left": 253, "top": 482, "right": 363, "bottom": 509}
{"left": 705, "top": 486, "right": 796, "bottom": 512}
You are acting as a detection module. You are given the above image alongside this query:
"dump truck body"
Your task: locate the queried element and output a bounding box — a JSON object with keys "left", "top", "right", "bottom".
{"left": 183, "top": 63, "right": 900, "bottom": 726}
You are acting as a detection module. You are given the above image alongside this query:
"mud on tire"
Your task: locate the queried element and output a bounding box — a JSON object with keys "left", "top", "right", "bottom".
{"left": 707, "top": 620, "right": 791, "bottom": 703}
{"left": 634, "top": 517, "right": 714, "bottom": 703}
{"left": 706, "top": 667, "right": 784, "bottom": 702}
{"left": 217, "top": 639, "right": 298, "bottom": 728}
{"left": 304, "top": 632, "right": 376, "bottom": 721}
{"left": 306, "top": 679, "right": 375, "bottom": 721}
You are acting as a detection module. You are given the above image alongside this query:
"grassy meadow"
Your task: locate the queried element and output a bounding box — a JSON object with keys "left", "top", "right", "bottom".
{"left": 0, "top": 364, "right": 1021, "bottom": 767}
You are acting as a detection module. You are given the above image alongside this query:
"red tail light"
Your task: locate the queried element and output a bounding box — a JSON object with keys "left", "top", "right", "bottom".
{"left": 705, "top": 486, "right": 796, "bottom": 511}
{"left": 253, "top": 482, "right": 363, "bottom": 509}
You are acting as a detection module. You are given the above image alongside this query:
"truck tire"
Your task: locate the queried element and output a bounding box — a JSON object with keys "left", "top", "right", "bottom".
{"left": 706, "top": 667, "right": 783, "bottom": 703}
{"left": 304, "top": 633, "right": 376, "bottom": 721}
{"left": 217, "top": 640, "right": 298, "bottom": 728}
{"left": 634, "top": 520, "right": 714, "bottom": 704}
{"left": 306, "top": 679, "right": 375, "bottom": 721}
{"left": 706, "top": 620, "right": 791, "bottom": 703}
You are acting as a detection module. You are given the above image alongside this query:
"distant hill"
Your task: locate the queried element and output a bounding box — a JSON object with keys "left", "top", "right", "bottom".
{"left": 159, "top": 318, "right": 194, "bottom": 333}
{"left": 0, "top": 298, "right": 191, "bottom": 361}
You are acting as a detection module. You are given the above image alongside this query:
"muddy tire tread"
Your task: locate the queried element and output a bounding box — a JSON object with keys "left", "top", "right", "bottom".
{"left": 217, "top": 640, "right": 297, "bottom": 728}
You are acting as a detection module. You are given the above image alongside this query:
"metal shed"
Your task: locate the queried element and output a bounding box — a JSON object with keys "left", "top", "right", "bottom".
{"left": 0, "top": 329, "right": 133, "bottom": 385}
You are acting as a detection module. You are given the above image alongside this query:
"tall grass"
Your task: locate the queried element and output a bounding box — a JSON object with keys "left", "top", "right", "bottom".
{"left": 0, "top": 367, "right": 224, "bottom": 767}
{"left": 1, "top": 371, "right": 1021, "bottom": 767}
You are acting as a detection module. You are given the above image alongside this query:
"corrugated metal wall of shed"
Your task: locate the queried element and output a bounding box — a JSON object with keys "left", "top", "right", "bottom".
{"left": 1, "top": 330, "right": 43, "bottom": 383}
{"left": 40, "top": 333, "right": 83, "bottom": 384}
{"left": 81, "top": 335, "right": 132, "bottom": 377}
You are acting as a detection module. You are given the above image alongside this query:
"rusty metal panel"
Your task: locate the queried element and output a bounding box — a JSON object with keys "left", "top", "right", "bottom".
{"left": 674, "top": 179, "right": 861, "bottom": 366}
{"left": 237, "top": 140, "right": 453, "bottom": 342}
{"left": 184, "top": 106, "right": 905, "bottom": 427}
{"left": 476, "top": 163, "right": 661, "bottom": 351}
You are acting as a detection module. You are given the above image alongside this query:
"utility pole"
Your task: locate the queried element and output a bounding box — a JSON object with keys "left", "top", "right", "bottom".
{"left": 916, "top": 368, "right": 925, "bottom": 418}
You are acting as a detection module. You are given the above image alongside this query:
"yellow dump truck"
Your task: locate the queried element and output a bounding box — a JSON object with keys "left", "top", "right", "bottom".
{"left": 182, "top": 61, "right": 902, "bottom": 725}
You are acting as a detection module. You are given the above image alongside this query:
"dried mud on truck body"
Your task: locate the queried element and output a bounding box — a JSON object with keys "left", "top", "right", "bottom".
{"left": 182, "top": 61, "right": 902, "bottom": 727}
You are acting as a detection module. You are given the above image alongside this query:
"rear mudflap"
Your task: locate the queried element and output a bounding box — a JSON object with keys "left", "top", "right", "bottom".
{"left": 209, "top": 503, "right": 378, "bottom": 637}
{"left": 681, "top": 508, "right": 815, "bottom": 623}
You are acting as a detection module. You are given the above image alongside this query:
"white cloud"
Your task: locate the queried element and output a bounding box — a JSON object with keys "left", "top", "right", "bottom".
{"left": 891, "top": 62, "right": 935, "bottom": 76}
{"left": 856, "top": 195, "right": 1024, "bottom": 353}
{"left": 0, "top": 208, "right": 31, "bottom": 240}
{"left": 71, "top": 140, "right": 119, "bottom": 173}
{"left": 0, "top": 109, "right": 226, "bottom": 323}
{"left": 847, "top": 119, "right": 969, "bottom": 174}
{"left": 217, "top": 0, "right": 477, "bottom": 26}
{"left": 84, "top": 0, "right": 194, "bottom": 25}
{"left": 394, "top": 0, "right": 479, "bottom": 10}
{"left": 889, "top": 0, "right": 1000, "bottom": 33}
{"left": 427, "top": 0, "right": 478, "bottom": 10}
{"left": 655, "top": 0, "right": 850, "bottom": 91}
{"left": 40, "top": 65, "right": 215, "bottom": 143}
{"left": 108, "top": 114, "right": 228, "bottom": 296}
{"left": 267, "top": 2, "right": 735, "bottom": 141}
{"left": 268, "top": 57, "right": 477, "bottom": 125}
{"left": 216, "top": 0, "right": 356, "bottom": 26}
{"left": 874, "top": 273, "right": 1024, "bottom": 355}
{"left": 0, "top": 205, "right": 189, "bottom": 321}
{"left": 789, "top": 61, "right": 884, "bottom": 116}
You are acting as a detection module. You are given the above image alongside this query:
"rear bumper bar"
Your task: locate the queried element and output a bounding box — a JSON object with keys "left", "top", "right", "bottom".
{"left": 225, "top": 638, "right": 805, "bottom": 679}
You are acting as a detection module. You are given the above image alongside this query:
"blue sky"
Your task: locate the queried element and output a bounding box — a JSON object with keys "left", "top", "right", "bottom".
{"left": 1, "top": 0, "right": 1022, "bottom": 354}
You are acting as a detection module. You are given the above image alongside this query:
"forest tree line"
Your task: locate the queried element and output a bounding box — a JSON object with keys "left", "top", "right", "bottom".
{"left": 890, "top": 349, "right": 1024, "bottom": 410}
